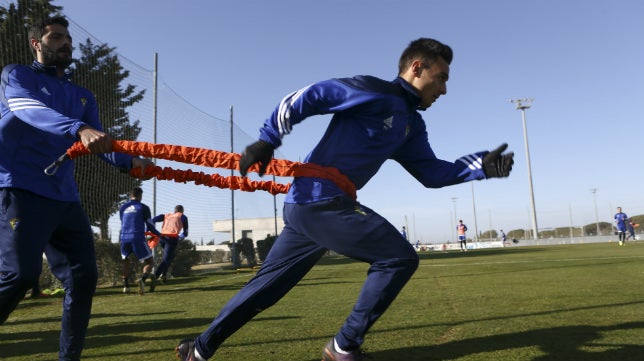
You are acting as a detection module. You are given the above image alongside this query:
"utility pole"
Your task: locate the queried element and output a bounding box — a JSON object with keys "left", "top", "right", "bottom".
{"left": 230, "top": 106, "right": 239, "bottom": 268}
{"left": 451, "top": 197, "right": 458, "bottom": 242}
{"left": 591, "top": 188, "right": 600, "bottom": 236}
{"left": 471, "top": 183, "right": 479, "bottom": 241}
{"left": 511, "top": 98, "right": 538, "bottom": 240}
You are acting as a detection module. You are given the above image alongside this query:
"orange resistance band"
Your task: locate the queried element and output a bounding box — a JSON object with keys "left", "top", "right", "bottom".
{"left": 145, "top": 231, "right": 177, "bottom": 249}
{"left": 66, "top": 140, "right": 357, "bottom": 199}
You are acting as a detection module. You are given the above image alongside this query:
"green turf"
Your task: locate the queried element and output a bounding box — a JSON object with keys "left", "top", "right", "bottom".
{"left": 3, "top": 242, "right": 644, "bottom": 360}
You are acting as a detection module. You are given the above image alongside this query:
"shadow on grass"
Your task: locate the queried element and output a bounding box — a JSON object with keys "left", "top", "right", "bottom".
{"left": 355, "top": 321, "right": 644, "bottom": 361}
{"left": 2, "top": 315, "right": 217, "bottom": 358}
{"left": 6, "top": 301, "right": 643, "bottom": 360}
{"left": 97, "top": 274, "right": 252, "bottom": 294}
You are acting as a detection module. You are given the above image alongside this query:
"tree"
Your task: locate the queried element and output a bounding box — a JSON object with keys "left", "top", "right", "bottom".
{"left": 256, "top": 234, "right": 277, "bottom": 262}
{"left": 228, "top": 241, "right": 242, "bottom": 268}
{"left": 0, "top": 0, "right": 62, "bottom": 68}
{"left": 170, "top": 239, "right": 199, "bottom": 277}
{"left": 239, "top": 237, "right": 257, "bottom": 267}
{"left": 480, "top": 229, "right": 498, "bottom": 241}
{"left": 72, "top": 39, "right": 145, "bottom": 239}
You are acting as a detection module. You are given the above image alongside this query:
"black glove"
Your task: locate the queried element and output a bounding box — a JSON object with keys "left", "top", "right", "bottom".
{"left": 239, "top": 140, "right": 275, "bottom": 177}
{"left": 483, "top": 143, "right": 514, "bottom": 178}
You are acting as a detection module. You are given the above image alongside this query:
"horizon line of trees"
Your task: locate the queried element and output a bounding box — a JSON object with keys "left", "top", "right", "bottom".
{"left": 471, "top": 214, "right": 644, "bottom": 242}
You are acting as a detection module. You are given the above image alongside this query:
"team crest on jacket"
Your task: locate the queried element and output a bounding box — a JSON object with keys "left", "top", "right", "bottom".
{"left": 80, "top": 97, "right": 87, "bottom": 107}
{"left": 354, "top": 205, "right": 367, "bottom": 216}
{"left": 9, "top": 217, "right": 19, "bottom": 231}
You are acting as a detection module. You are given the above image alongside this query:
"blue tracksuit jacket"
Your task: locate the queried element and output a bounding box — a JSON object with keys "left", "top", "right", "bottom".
{"left": 0, "top": 61, "right": 134, "bottom": 201}
{"left": 257, "top": 75, "right": 489, "bottom": 203}
{"left": 119, "top": 200, "right": 159, "bottom": 242}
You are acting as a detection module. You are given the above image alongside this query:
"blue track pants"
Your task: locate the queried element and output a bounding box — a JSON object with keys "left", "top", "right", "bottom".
{"left": 0, "top": 188, "right": 97, "bottom": 361}
{"left": 195, "top": 196, "right": 419, "bottom": 358}
{"left": 154, "top": 236, "right": 178, "bottom": 278}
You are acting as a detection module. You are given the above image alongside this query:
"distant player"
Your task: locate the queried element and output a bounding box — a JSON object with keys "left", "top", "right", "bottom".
{"left": 614, "top": 207, "right": 629, "bottom": 246}
{"left": 457, "top": 219, "right": 468, "bottom": 251}
{"left": 626, "top": 220, "right": 637, "bottom": 241}
{"left": 119, "top": 187, "right": 160, "bottom": 294}
{"left": 152, "top": 205, "right": 189, "bottom": 285}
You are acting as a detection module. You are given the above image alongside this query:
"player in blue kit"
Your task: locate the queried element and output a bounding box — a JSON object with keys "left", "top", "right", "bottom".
{"left": 119, "top": 187, "right": 160, "bottom": 294}
{"left": 0, "top": 16, "right": 150, "bottom": 360}
{"left": 175, "top": 38, "right": 514, "bottom": 361}
{"left": 614, "top": 207, "right": 629, "bottom": 246}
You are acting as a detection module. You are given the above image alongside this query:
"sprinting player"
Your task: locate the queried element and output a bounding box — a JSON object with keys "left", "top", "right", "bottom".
{"left": 175, "top": 37, "right": 514, "bottom": 361}
{"left": 152, "top": 205, "right": 188, "bottom": 285}
{"left": 119, "top": 187, "right": 160, "bottom": 294}
{"left": 457, "top": 219, "right": 468, "bottom": 251}
{"left": 0, "top": 16, "right": 151, "bottom": 360}
{"left": 614, "top": 207, "right": 629, "bottom": 246}
{"left": 626, "top": 221, "right": 637, "bottom": 241}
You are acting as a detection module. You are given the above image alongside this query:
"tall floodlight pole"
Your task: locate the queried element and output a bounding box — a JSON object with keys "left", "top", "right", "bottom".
{"left": 591, "top": 188, "right": 600, "bottom": 236}
{"left": 511, "top": 98, "right": 538, "bottom": 240}
{"left": 230, "top": 106, "right": 238, "bottom": 268}
{"left": 451, "top": 197, "right": 458, "bottom": 241}
{"left": 151, "top": 53, "right": 158, "bottom": 269}
{"left": 152, "top": 53, "right": 158, "bottom": 217}
{"left": 273, "top": 174, "right": 278, "bottom": 236}
{"left": 471, "top": 183, "right": 479, "bottom": 242}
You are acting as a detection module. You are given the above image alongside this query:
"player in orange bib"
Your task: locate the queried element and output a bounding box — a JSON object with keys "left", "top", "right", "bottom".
{"left": 151, "top": 205, "right": 188, "bottom": 288}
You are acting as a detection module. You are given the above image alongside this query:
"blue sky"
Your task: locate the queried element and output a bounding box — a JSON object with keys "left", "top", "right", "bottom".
{"left": 46, "top": 0, "right": 644, "bottom": 242}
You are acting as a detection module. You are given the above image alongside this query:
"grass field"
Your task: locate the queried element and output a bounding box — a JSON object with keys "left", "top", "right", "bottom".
{"left": 3, "top": 242, "right": 644, "bottom": 361}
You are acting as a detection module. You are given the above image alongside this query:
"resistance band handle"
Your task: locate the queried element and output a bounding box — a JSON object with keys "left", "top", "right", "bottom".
{"left": 44, "top": 153, "right": 70, "bottom": 176}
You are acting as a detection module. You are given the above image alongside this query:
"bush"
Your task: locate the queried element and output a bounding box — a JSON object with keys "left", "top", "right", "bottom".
{"left": 256, "top": 234, "right": 277, "bottom": 262}
{"left": 239, "top": 237, "right": 257, "bottom": 267}
{"left": 227, "top": 241, "right": 242, "bottom": 268}
{"left": 33, "top": 239, "right": 122, "bottom": 292}
{"left": 37, "top": 258, "right": 62, "bottom": 291}
{"left": 94, "top": 239, "right": 124, "bottom": 286}
{"left": 198, "top": 249, "right": 228, "bottom": 264}
{"left": 167, "top": 239, "right": 199, "bottom": 277}
{"left": 36, "top": 238, "right": 200, "bottom": 290}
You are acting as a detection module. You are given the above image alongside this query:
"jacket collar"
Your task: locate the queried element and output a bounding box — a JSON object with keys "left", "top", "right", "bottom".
{"left": 393, "top": 77, "right": 424, "bottom": 110}
{"left": 31, "top": 61, "right": 73, "bottom": 81}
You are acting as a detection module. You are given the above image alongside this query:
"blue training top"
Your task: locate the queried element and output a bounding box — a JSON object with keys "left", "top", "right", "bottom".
{"left": 119, "top": 199, "right": 159, "bottom": 242}
{"left": 0, "top": 61, "right": 134, "bottom": 201}
{"left": 257, "top": 75, "right": 490, "bottom": 204}
{"left": 615, "top": 212, "right": 628, "bottom": 231}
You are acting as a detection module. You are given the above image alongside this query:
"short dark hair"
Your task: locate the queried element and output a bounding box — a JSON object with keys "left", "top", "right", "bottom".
{"left": 28, "top": 15, "right": 69, "bottom": 57}
{"left": 130, "top": 187, "right": 143, "bottom": 198}
{"left": 398, "top": 38, "right": 453, "bottom": 75}
{"left": 175, "top": 205, "right": 184, "bottom": 213}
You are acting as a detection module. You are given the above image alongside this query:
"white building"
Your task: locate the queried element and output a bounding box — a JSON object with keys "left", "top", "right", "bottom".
{"left": 212, "top": 216, "right": 284, "bottom": 247}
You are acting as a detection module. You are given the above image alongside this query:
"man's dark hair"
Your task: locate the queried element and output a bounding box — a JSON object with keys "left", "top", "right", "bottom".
{"left": 28, "top": 15, "right": 69, "bottom": 57}
{"left": 398, "top": 38, "right": 453, "bottom": 75}
{"left": 175, "top": 205, "right": 184, "bottom": 213}
{"left": 130, "top": 187, "right": 143, "bottom": 198}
